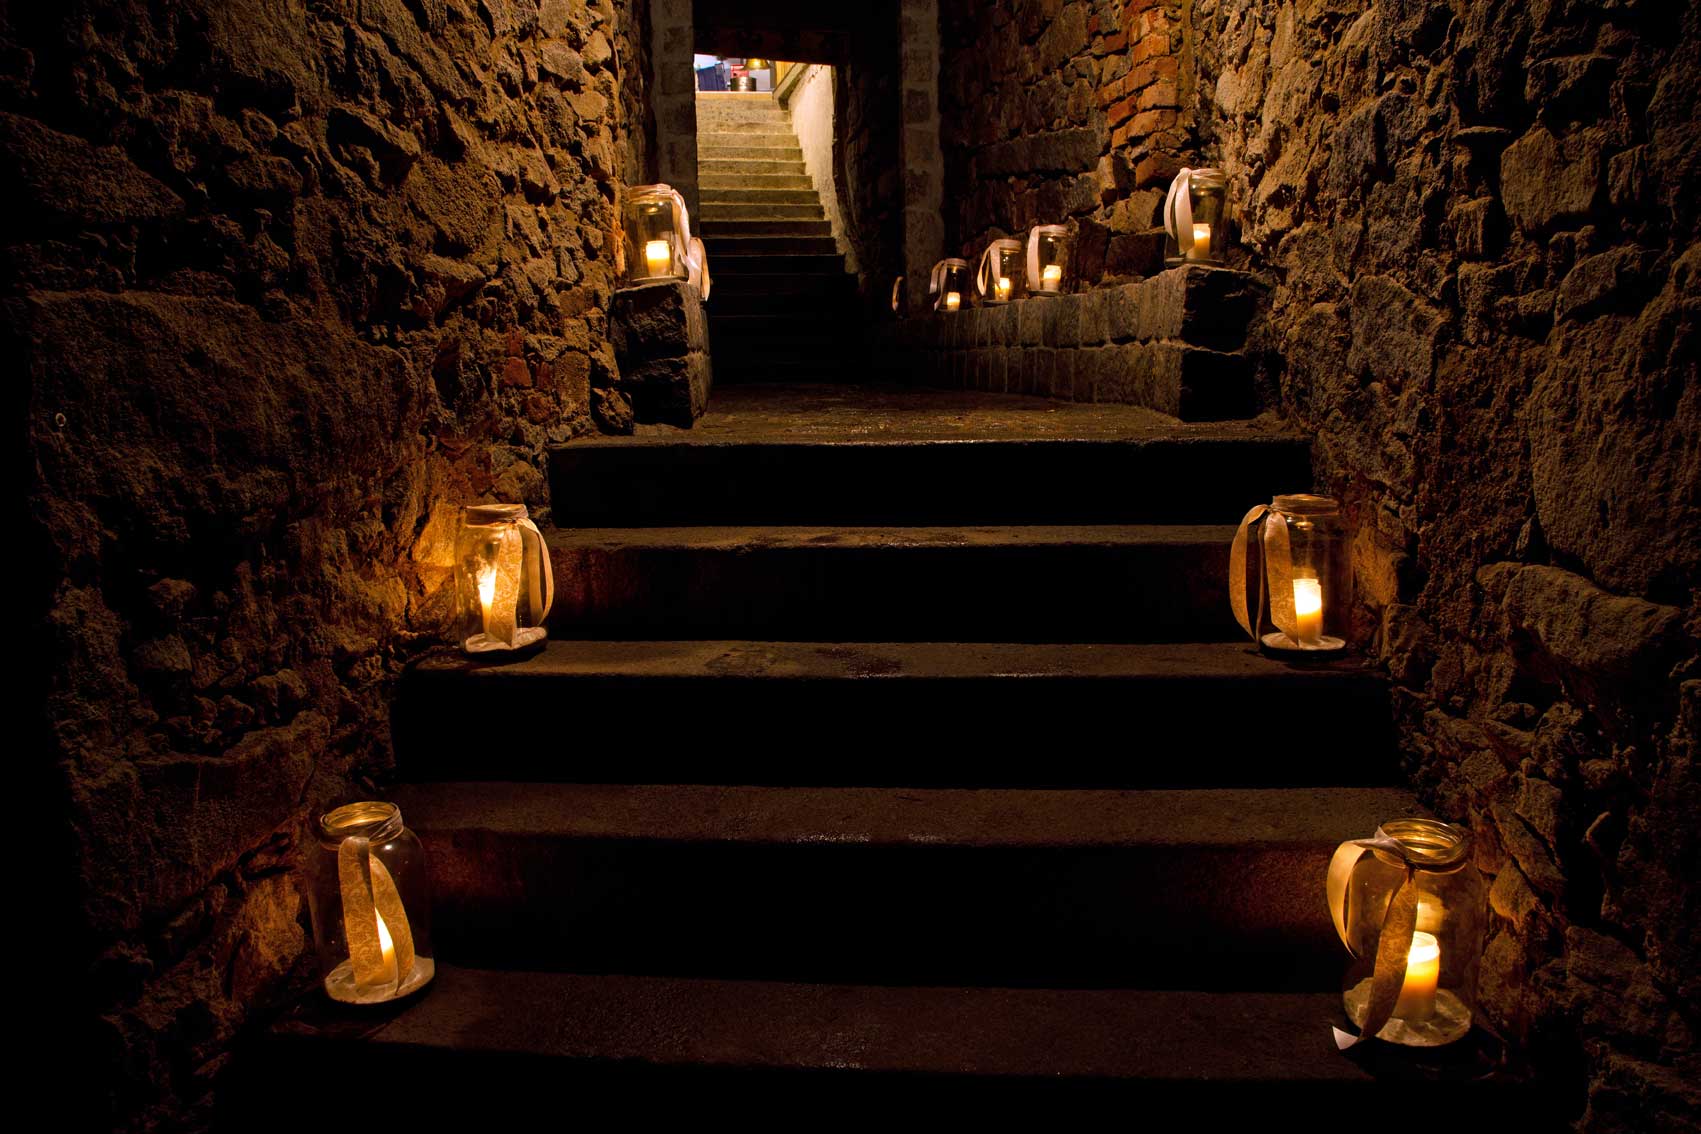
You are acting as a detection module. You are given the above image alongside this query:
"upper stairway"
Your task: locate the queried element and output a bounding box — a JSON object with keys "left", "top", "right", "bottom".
{"left": 695, "top": 92, "right": 861, "bottom": 383}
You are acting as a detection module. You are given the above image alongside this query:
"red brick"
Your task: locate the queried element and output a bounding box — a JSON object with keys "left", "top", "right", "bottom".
{"left": 1129, "top": 108, "right": 1178, "bottom": 135}
{"left": 1107, "top": 95, "right": 1137, "bottom": 126}
{"left": 1129, "top": 33, "right": 1171, "bottom": 65}
{"left": 1128, "top": 55, "right": 1179, "bottom": 90}
{"left": 1101, "top": 32, "right": 1127, "bottom": 54}
{"left": 1134, "top": 152, "right": 1181, "bottom": 189}
{"left": 1137, "top": 80, "right": 1179, "bottom": 111}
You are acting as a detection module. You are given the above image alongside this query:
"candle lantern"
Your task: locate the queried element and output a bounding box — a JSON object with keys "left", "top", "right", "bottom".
{"left": 1328, "top": 819, "right": 1486, "bottom": 1048}
{"left": 623, "top": 184, "right": 691, "bottom": 285}
{"left": 455, "top": 503, "right": 554, "bottom": 655}
{"left": 306, "top": 801, "right": 435, "bottom": 1005}
{"left": 1229, "top": 493, "right": 1351, "bottom": 656}
{"left": 1025, "top": 224, "right": 1071, "bottom": 295}
{"left": 974, "top": 238, "right": 1025, "bottom": 305}
{"left": 1163, "top": 167, "right": 1228, "bottom": 265}
{"left": 928, "top": 258, "right": 970, "bottom": 313}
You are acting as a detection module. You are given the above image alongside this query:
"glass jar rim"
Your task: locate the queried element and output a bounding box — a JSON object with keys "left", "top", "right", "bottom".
{"left": 939, "top": 257, "right": 969, "bottom": 269}
{"left": 989, "top": 238, "right": 1022, "bottom": 252}
{"left": 1272, "top": 493, "right": 1339, "bottom": 516}
{"left": 320, "top": 801, "right": 404, "bottom": 845}
{"left": 463, "top": 503, "right": 529, "bottom": 526}
{"left": 1372, "top": 818, "right": 1471, "bottom": 870}
{"left": 1188, "top": 167, "right": 1227, "bottom": 189}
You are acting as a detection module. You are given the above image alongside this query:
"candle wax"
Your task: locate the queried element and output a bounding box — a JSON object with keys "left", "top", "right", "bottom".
{"left": 996, "top": 276, "right": 1011, "bottom": 301}
{"left": 644, "top": 239, "right": 671, "bottom": 276}
{"left": 1040, "top": 264, "right": 1062, "bottom": 292}
{"left": 1189, "top": 223, "right": 1212, "bottom": 260}
{"left": 944, "top": 291, "right": 961, "bottom": 311}
{"left": 477, "top": 566, "right": 497, "bottom": 636}
{"left": 1394, "top": 931, "right": 1441, "bottom": 1021}
{"left": 1292, "top": 575, "right": 1323, "bottom": 646}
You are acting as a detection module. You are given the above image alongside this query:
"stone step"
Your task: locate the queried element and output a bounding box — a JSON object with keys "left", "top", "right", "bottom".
{"left": 697, "top": 202, "right": 827, "bottom": 222}
{"left": 704, "top": 234, "right": 839, "bottom": 256}
{"left": 698, "top": 130, "right": 798, "bottom": 146}
{"left": 394, "top": 641, "right": 1395, "bottom": 786}
{"left": 707, "top": 288, "right": 856, "bottom": 317}
{"left": 711, "top": 358, "right": 865, "bottom": 384}
{"left": 698, "top": 143, "right": 805, "bottom": 161}
{"left": 249, "top": 966, "right": 1537, "bottom": 1120}
{"left": 708, "top": 253, "right": 848, "bottom": 275}
{"left": 700, "top": 158, "right": 810, "bottom": 178}
{"left": 701, "top": 218, "right": 833, "bottom": 238}
{"left": 709, "top": 311, "right": 855, "bottom": 339}
{"left": 547, "top": 419, "right": 1310, "bottom": 525}
{"left": 377, "top": 783, "right": 1419, "bottom": 986}
{"left": 542, "top": 524, "right": 1238, "bottom": 641}
{"left": 699, "top": 187, "right": 822, "bottom": 206}
{"left": 700, "top": 172, "right": 814, "bottom": 190}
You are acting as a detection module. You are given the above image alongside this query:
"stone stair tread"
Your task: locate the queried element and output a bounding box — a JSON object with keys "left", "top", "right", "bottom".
{"left": 545, "top": 522, "right": 1235, "bottom": 551}
{"left": 260, "top": 964, "right": 1526, "bottom": 1110}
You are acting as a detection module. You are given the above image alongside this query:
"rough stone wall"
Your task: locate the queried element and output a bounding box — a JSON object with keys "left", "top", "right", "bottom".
{"left": 1196, "top": 1, "right": 1699, "bottom": 1127}
{"left": 838, "top": 42, "right": 904, "bottom": 310}
{"left": 782, "top": 64, "right": 857, "bottom": 272}
{"left": 6, "top": 0, "right": 648, "bottom": 1127}
{"left": 938, "top": 0, "right": 1201, "bottom": 285}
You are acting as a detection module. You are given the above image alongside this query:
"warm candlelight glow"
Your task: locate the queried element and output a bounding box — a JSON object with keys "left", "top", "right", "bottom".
{"left": 944, "top": 291, "right": 961, "bottom": 311}
{"left": 1292, "top": 574, "right": 1323, "bottom": 646}
{"left": 375, "top": 908, "right": 398, "bottom": 983}
{"left": 995, "top": 276, "right": 1011, "bottom": 301}
{"left": 477, "top": 564, "right": 497, "bottom": 635}
{"left": 1040, "top": 263, "right": 1063, "bottom": 292}
{"left": 1189, "top": 222, "right": 1212, "bottom": 260}
{"left": 1394, "top": 931, "right": 1441, "bottom": 1021}
{"left": 644, "top": 239, "right": 671, "bottom": 276}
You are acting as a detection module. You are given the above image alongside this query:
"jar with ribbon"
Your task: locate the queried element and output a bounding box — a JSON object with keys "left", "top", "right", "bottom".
{"left": 975, "top": 238, "right": 1025, "bottom": 305}
{"left": 1163, "top": 167, "right": 1228, "bottom": 265}
{"left": 1327, "top": 818, "right": 1486, "bottom": 1047}
{"left": 1229, "top": 493, "right": 1351, "bottom": 656}
{"left": 455, "top": 503, "right": 554, "bottom": 655}
{"left": 1026, "top": 224, "right": 1071, "bottom": 294}
{"left": 306, "top": 801, "right": 435, "bottom": 1005}
{"left": 928, "top": 258, "right": 970, "bottom": 312}
{"left": 624, "top": 183, "right": 693, "bottom": 285}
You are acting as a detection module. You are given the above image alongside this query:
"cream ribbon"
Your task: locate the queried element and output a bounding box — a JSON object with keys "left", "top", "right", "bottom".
{"left": 338, "top": 834, "right": 416, "bottom": 994}
{"left": 1326, "top": 828, "right": 1420, "bottom": 1049}
{"left": 1228, "top": 505, "right": 1298, "bottom": 642}
{"left": 518, "top": 516, "right": 554, "bottom": 628}
{"left": 687, "top": 236, "right": 711, "bottom": 301}
{"left": 928, "top": 259, "right": 948, "bottom": 298}
{"left": 1164, "top": 168, "right": 1196, "bottom": 257}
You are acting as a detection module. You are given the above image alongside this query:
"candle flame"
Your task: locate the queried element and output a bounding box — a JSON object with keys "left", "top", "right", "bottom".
{"left": 1293, "top": 577, "right": 1323, "bottom": 617}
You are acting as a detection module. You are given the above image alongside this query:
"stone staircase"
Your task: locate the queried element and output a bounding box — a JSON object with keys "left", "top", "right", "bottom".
{"left": 239, "top": 386, "right": 1540, "bottom": 1121}
{"left": 695, "top": 92, "right": 860, "bottom": 383}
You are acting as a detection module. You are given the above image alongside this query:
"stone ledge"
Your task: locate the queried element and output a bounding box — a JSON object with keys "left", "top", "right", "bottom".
{"left": 610, "top": 281, "right": 710, "bottom": 427}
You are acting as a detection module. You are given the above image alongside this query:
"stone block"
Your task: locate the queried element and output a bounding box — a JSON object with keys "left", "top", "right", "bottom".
{"left": 1078, "top": 289, "right": 1110, "bottom": 346}
{"left": 1018, "top": 299, "right": 1046, "bottom": 346}
{"left": 611, "top": 281, "right": 696, "bottom": 362}
{"left": 1177, "top": 346, "right": 1255, "bottom": 421}
{"left": 1500, "top": 125, "right": 1604, "bottom": 234}
{"left": 620, "top": 351, "right": 710, "bottom": 428}
{"left": 1048, "top": 294, "right": 1081, "bottom": 348}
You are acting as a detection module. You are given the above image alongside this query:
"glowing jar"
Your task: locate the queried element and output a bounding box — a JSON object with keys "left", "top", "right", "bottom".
{"left": 1026, "top": 224, "right": 1072, "bottom": 295}
{"left": 306, "top": 802, "right": 435, "bottom": 1005}
{"left": 929, "top": 258, "right": 970, "bottom": 313}
{"left": 454, "top": 503, "right": 554, "bottom": 655}
{"left": 1163, "top": 167, "right": 1229, "bottom": 265}
{"left": 974, "top": 238, "right": 1025, "bottom": 305}
{"left": 624, "top": 184, "right": 689, "bottom": 285}
{"left": 1229, "top": 493, "right": 1351, "bottom": 657}
{"left": 1328, "top": 819, "right": 1486, "bottom": 1047}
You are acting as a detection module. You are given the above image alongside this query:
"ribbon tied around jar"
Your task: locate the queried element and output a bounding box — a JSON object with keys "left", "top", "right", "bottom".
{"left": 338, "top": 834, "right": 417, "bottom": 996}
{"left": 1327, "top": 827, "right": 1424, "bottom": 1049}
{"left": 1229, "top": 502, "right": 1298, "bottom": 644}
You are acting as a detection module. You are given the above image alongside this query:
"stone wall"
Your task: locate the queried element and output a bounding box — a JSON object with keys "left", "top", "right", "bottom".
{"left": 1192, "top": 0, "right": 1698, "bottom": 1128}
{"left": 781, "top": 64, "right": 857, "bottom": 272}
{"left": 839, "top": 41, "right": 905, "bottom": 311}
{"left": 7, "top": 0, "right": 650, "bottom": 1127}
{"left": 938, "top": 0, "right": 1201, "bottom": 286}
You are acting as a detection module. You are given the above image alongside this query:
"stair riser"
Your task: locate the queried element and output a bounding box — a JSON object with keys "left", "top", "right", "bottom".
{"left": 395, "top": 669, "right": 1395, "bottom": 786}
{"left": 412, "top": 832, "right": 1344, "bottom": 989}
{"left": 700, "top": 174, "right": 814, "bottom": 190}
{"left": 700, "top": 189, "right": 822, "bottom": 205}
{"left": 544, "top": 537, "right": 1236, "bottom": 641}
{"left": 702, "top": 220, "right": 833, "bottom": 238}
{"left": 708, "top": 254, "right": 847, "bottom": 274}
{"left": 705, "top": 236, "right": 839, "bottom": 255}
{"left": 705, "top": 292, "right": 855, "bottom": 316}
{"left": 549, "top": 438, "right": 1311, "bottom": 525}
{"left": 698, "top": 204, "right": 827, "bottom": 221}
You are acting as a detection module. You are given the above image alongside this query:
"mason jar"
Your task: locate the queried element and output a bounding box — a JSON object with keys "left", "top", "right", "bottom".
{"left": 1164, "top": 167, "right": 1228, "bottom": 265}
{"left": 1026, "top": 224, "right": 1072, "bottom": 294}
{"left": 305, "top": 802, "right": 435, "bottom": 1005}
{"left": 975, "top": 238, "right": 1025, "bottom": 304}
{"left": 1244, "top": 493, "right": 1351, "bottom": 656}
{"left": 930, "top": 258, "right": 970, "bottom": 312}
{"left": 624, "top": 184, "right": 688, "bottom": 285}
{"left": 1331, "top": 819, "right": 1486, "bottom": 1046}
{"left": 454, "top": 503, "right": 553, "bottom": 655}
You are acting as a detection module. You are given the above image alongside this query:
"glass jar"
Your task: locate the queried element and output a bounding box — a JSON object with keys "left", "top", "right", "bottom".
{"left": 306, "top": 802, "right": 435, "bottom": 1005}
{"left": 1230, "top": 493, "right": 1351, "bottom": 656}
{"left": 929, "top": 258, "right": 970, "bottom": 312}
{"left": 624, "top": 184, "right": 689, "bottom": 285}
{"left": 1163, "top": 167, "right": 1228, "bottom": 265}
{"left": 1329, "top": 819, "right": 1486, "bottom": 1047}
{"left": 1026, "top": 224, "right": 1072, "bottom": 294}
{"left": 975, "top": 238, "right": 1025, "bottom": 304}
{"left": 454, "top": 503, "right": 553, "bottom": 655}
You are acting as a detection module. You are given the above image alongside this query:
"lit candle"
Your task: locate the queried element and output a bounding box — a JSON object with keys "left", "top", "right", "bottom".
{"left": 944, "top": 291, "right": 961, "bottom": 311}
{"left": 375, "top": 908, "right": 398, "bottom": 985}
{"left": 1040, "top": 264, "right": 1063, "bottom": 292}
{"left": 995, "top": 276, "right": 1012, "bottom": 301}
{"left": 644, "top": 239, "right": 671, "bottom": 277}
{"left": 1292, "top": 573, "right": 1323, "bottom": 646}
{"left": 1189, "top": 223, "right": 1212, "bottom": 260}
{"left": 1394, "top": 931, "right": 1441, "bottom": 1021}
{"left": 477, "top": 564, "right": 497, "bottom": 636}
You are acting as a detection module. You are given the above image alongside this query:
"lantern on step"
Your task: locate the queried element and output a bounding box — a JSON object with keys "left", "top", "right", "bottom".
{"left": 624, "top": 183, "right": 691, "bottom": 285}
{"left": 1163, "top": 167, "right": 1229, "bottom": 265}
{"left": 306, "top": 801, "right": 435, "bottom": 1005}
{"left": 975, "top": 238, "right": 1025, "bottom": 305}
{"left": 928, "top": 258, "right": 970, "bottom": 312}
{"left": 1229, "top": 494, "right": 1351, "bottom": 656}
{"left": 1025, "top": 224, "right": 1072, "bottom": 295}
{"left": 1328, "top": 819, "right": 1486, "bottom": 1047}
{"left": 455, "top": 503, "right": 554, "bottom": 655}
{"left": 687, "top": 235, "right": 712, "bottom": 301}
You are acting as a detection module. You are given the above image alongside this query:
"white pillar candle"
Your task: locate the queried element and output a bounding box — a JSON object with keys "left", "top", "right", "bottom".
{"left": 1040, "top": 264, "right": 1063, "bottom": 292}
{"left": 995, "top": 276, "right": 1012, "bottom": 302}
{"left": 944, "top": 291, "right": 961, "bottom": 311}
{"left": 477, "top": 565, "right": 497, "bottom": 636}
{"left": 1292, "top": 574, "right": 1323, "bottom": 646}
{"left": 1394, "top": 931, "right": 1441, "bottom": 1021}
{"left": 644, "top": 239, "right": 671, "bottom": 276}
{"left": 1189, "top": 223, "right": 1212, "bottom": 260}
